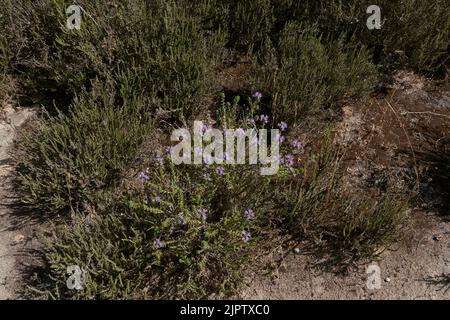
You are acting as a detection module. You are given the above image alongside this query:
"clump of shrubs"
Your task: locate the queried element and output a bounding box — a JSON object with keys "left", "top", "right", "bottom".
{"left": 16, "top": 81, "right": 153, "bottom": 214}
{"left": 254, "top": 22, "right": 377, "bottom": 121}
{"left": 40, "top": 95, "right": 407, "bottom": 298}
{"left": 4, "top": 0, "right": 434, "bottom": 300}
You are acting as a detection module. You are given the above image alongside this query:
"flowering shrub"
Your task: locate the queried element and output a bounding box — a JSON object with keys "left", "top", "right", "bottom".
{"left": 15, "top": 84, "right": 153, "bottom": 214}
{"left": 7, "top": 0, "right": 418, "bottom": 299}
{"left": 42, "top": 94, "right": 310, "bottom": 298}
{"left": 41, "top": 93, "right": 406, "bottom": 298}
{"left": 255, "top": 22, "right": 377, "bottom": 121}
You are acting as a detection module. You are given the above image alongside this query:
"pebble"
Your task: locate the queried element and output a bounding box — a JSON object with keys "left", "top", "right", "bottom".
{"left": 11, "top": 234, "right": 25, "bottom": 245}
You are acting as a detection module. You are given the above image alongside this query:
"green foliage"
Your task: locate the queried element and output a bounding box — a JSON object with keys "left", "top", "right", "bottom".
{"left": 379, "top": 0, "right": 450, "bottom": 75}
{"left": 16, "top": 82, "right": 153, "bottom": 214}
{"left": 229, "top": 0, "right": 274, "bottom": 52}
{"left": 45, "top": 156, "right": 266, "bottom": 299}
{"left": 3, "top": 0, "right": 420, "bottom": 299}
{"left": 271, "top": 0, "right": 450, "bottom": 76}
{"left": 38, "top": 97, "right": 407, "bottom": 299}
{"left": 3, "top": 0, "right": 222, "bottom": 119}
{"left": 255, "top": 23, "right": 377, "bottom": 121}
{"left": 264, "top": 138, "right": 407, "bottom": 266}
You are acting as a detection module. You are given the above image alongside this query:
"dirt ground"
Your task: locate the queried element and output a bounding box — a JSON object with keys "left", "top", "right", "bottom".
{"left": 239, "top": 211, "right": 450, "bottom": 300}
{"left": 0, "top": 105, "right": 38, "bottom": 299}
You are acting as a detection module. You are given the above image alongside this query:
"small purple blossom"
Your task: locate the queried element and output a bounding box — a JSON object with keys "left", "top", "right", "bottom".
{"left": 216, "top": 166, "right": 225, "bottom": 175}
{"left": 241, "top": 230, "right": 252, "bottom": 243}
{"left": 259, "top": 114, "right": 269, "bottom": 124}
{"left": 154, "top": 196, "right": 161, "bottom": 203}
{"left": 155, "top": 155, "right": 164, "bottom": 163}
{"left": 277, "top": 121, "right": 288, "bottom": 131}
{"left": 252, "top": 91, "right": 263, "bottom": 100}
{"left": 153, "top": 237, "right": 165, "bottom": 250}
{"left": 292, "top": 140, "right": 303, "bottom": 151}
{"left": 138, "top": 171, "right": 150, "bottom": 181}
{"left": 284, "top": 154, "right": 295, "bottom": 167}
{"left": 279, "top": 136, "right": 285, "bottom": 144}
{"left": 165, "top": 146, "right": 173, "bottom": 154}
{"left": 197, "top": 209, "right": 208, "bottom": 222}
{"left": 244, "top": 209, "right": 255, "bottom": 220}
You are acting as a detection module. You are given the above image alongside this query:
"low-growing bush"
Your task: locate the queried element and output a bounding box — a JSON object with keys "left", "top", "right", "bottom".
{"left": 45, "top": 159, "right": 266, "bottom": 299}
{"left": 15, "top": 81, "right": 153, "bottom": 215}
{"left": 3, "top": 0, "right": 223, "bottom": 120}
{"left": 254, "top": 23, "right": 377, "bottom": 121}
{"left": 4, "top": 0, "right": 420, "bottom": 300}
{"left": 38, "top": 96, "right": 407, "bottom": 298}
{"left": 272, "top": 0, "right": 450, "bottom": 76}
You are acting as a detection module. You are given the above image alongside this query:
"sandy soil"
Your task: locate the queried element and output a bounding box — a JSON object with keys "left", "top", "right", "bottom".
{"left": 239, "top": 211, "right": 450, "bottom": 300}
{"left": 0, "top": 105, "right": 37, "bottom": 299}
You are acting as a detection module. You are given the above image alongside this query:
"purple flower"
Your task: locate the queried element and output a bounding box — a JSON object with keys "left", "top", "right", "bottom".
{"left": 284, "top": 154, "right": 295, "bottom": 167}
{"left": 279, "top": 136, "right": 285, "bottom": 144}
{"left": 154, "top": 196, "right": 161, "bottom": 203}
{"left": 244, "top": 209, "right": 255, "bottom": 220}
{"left": 155, "top": 155, "right": 164, "bottom": 163}
{"left": 138, "top": 171, "right": 150, "bottom": 181}
{"left": 259, "top": 114, "right": 269, "bottom": 124}
{"left": 277, "top": 121, "right": 288, "bottom": 131}
{"left": 153, "top": 237, "right": 165, "bottom": 250}
{"left": 165, "top": 146, "right": 173, "bottom": 154}
{"left": 197, "top": 209, "right": 208, "bottom": 222}
{"left": 241, "top": 230, "right": 252, "bottom": 243}
{"left": 292, "top": 140, "right": 303, "bottom": 151}
{"left": 216, "top": 166, "right": 225, "bottom": 175}
{"left": 252, "top": 91, "right": 263, "bottom": 100}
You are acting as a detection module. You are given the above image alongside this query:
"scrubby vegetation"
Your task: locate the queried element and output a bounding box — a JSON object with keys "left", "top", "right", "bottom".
{"left": 0, "top": 0, "right": 448, "bottom": 299}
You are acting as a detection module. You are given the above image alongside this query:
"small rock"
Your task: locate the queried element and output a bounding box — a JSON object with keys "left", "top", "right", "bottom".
{"left": 384, "top": 277, "right": 391, "bottom": 283}
{"left": 12, "top": 234, "right": 25, "bottom": 245}
{"left": 293, "top": 248, "right": 301, "bottom": 254}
